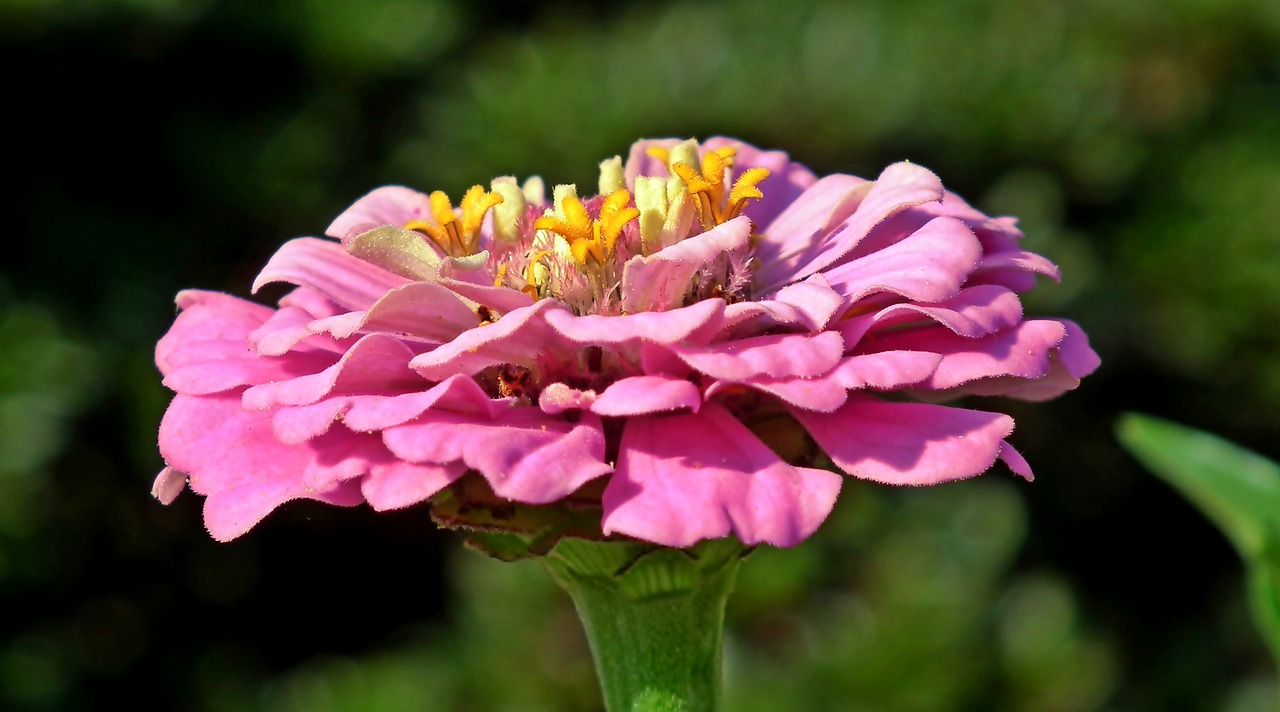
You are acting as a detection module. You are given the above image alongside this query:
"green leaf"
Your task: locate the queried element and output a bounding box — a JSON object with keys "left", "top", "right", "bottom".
{"left": 1116, "top": 413, "right": 1280, "bottom": 559}
{"left": 1117, "top": 413, "right": 1280, "bottom": 664}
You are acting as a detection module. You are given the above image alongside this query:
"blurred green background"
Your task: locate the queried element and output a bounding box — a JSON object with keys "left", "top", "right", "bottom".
{"left": 3, "top": 0, "right": 1279, "bottom": 709}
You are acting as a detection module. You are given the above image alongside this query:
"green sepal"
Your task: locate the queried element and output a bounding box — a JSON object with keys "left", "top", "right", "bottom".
{"left": 430, "top": 473, "right": 609, "bottom": 561}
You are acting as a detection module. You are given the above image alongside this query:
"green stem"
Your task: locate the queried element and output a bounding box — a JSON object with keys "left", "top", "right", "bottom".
{"left": 543, "top": 538, "right": 744, "bottom": 712}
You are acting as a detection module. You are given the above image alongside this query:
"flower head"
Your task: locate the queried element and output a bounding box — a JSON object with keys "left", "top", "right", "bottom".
{"left": 154, "top": 137, "right": 1098, "bottom": 548}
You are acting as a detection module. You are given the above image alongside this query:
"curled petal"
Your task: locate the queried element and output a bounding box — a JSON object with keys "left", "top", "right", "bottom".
{"left": 152, "top": 467, "right": 187, "bottom": 504}
{"left": 710, "top": 350, "right": 941, "bottom": 413}
{"left": 870, "top": 285, "right": 1024, "bottom": 339}
{"left": 250, "top": 306, "right": 345, "bottom": 356}
{"left": 382, "top": 409, "right": 611, "bottom": 503}
{"left": 973, "top": 249, "right": 1061, "bottom": 288}
{"left": 793, "top": 395, "right": 1014, "bottom": 485}
{"left": 306, "top": 281, "right": 480, "bottom": 343}
{"left": 410, "top": 300, "right": 566, "bottom": 379}
{"left": 753, "top": 174, "right": 871, "bottom": 291}
{"left": 868, "top": 319, "right": 1069, "bottom": 390}
{"left": 1000, "top": 441, "right": 1034, "bottom": 481}
{"left": 763, "top": 162, "right": 945, "bottom": 290}
{"left": 157, "top": 291, "right": 273, "bottom": 375}
{"left": 822, "top": 216, "right": 983, "bottom": 308}
{"left": 670, "top": 331, "right": 844, "bottom": 381}
{"left": 545, "top": 298, "right": 726, "bottom": 346}
{"left": 327, "top": 186, "right": 434, "bottom": 240}
{"left": 163, "top": 341, "right": 337, "bottom": 396}
{"left": 343, "top": 375, "right": 505, "bottom": 429}
{"left": 621, "top": 216, "right": 751, "bottom": 313}
{"left": 273, "top": 374, "right": 506, "bottom": 445}
{"left": 590, "top": 375, "right": 702, "bottom": 416}
{"left": 253, "top": 237, "right": 410, "bottom": 310}
{"left": 243, "top": 334, "right": 423, "bottom": 410}
{"left": 436, "top": 277, "right": 536, "bottom": 314}
{"left": 924, "top": 319, "right": 1100, "bottom": 401}
{"left": 601, "top": 403, "right": 842, "bottom": 547}
{"left": 727, "top": 273, "right": 847, "bottom": 335}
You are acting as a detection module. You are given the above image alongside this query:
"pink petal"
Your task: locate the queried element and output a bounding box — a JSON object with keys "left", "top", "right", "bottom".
{"left": 242, "top": 334, "right": 423, "bottom": 410}
{"left": 271, "top": 398, "right": 351, "bottom": 444}
{"left": 545, "top": 298, "right": 726, "bottom": 346}
{"left": 752, "top": 174, "right": 871, "bottom": 292}
{"left": 973, "top": 249, "right": 1061, "bottom": 286}
{"left": 158, "top": 393, "right": 369, "bottom": 541}
{"left": 793, "top": 395, "right": 1014, "bottom": 485}
{"left": 601, "top": 402, "right": 842, "bottom": 547}
{"left": 326, "top": 186, "right": 434, "bottom": 240}
{"left": 831, "top": 350, "right": 943, "bottom": 390}
{"left": 822, "top": 216, "right": 983, "bottom": 307}
{"left": 272, "top": 375, "right": 504, "bottom": 444}
{"left": 772, "top": 162, "right": 945, "bottom": 288}
{"left": 868, "top": 319, "right": 1068, "bottom": 390}
{"left": 162, "top": 341, "right": 338, "bottom": 396}
{"left": 203, "top": 479, "right": 363, "bottom": 543}
{"left": 306, "top": 281, "right": 480, "bottom": 343}
{"left": 669, "top": 331, "right": 844, "bottom": 381}
{"left": 621, "top": 216, "right": 752, "bottom": 313}
{"left": 343, "top": 375, "right": 505, "bottom": 430}
{"left": 152, "top": 466, "right": 186, "bottom": 504}
{"left": 382, "top": 409, "right": 611, "bottom": 503}
{"left": 436, "top": 277, "right": 536, "bottom": 314}
{"left": 157, "top": 290, "right": 273, "bottom": 375}
{"left": 705, "top": 376, "right": 850, "bottom": 414}
{"left": 927, "top": 319, "right": 1099, "bottom": 401}
{"left": 252, "top": 237, "right": 410, "bottom": 310}
{"left": 590, "top": 375, "right": 702, "bottom": 416}
{"left": 409, "top": 300, "right": 566, "bottom": 380}
{"left": 725, "top": 274, "right": 846, "bottom": 334}
{"left": 999, "top": 442, "right": 1034, "bottom": 481}
{"left": 250, "top": 305, "right": 346, "bottom": 356}
{"left": 870, "top": 285, "right": 1024, "bottom": 338}
{"left": 362, "top": 457, "right": 467, "bottom": 511}
{"left": 709, "top": 350, "right": 940, "bottom": 413}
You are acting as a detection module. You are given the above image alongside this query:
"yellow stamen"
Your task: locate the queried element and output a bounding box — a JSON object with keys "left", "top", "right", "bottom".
{"left": 725, "top": 167, "right": 771, "bottom": 221}
{"left": 522, "top": 250, "right": 554, "bottom": 298}
{"left": 460, "top": 185, "right": 504, "bottom": 249}
{"left": 493, "top": 263, "right": 508, "bottom": 287}
{"left": 645, "top": 146, "right": 671, "bottom": 164}
{"left": 403, "top": 186, "right": 504, "bottom": 258}
{"left": 533, "top": 190, "right": 638, "bottom": 268}
{"left": 671, "top": 147, "right": 770, "bottom": 230}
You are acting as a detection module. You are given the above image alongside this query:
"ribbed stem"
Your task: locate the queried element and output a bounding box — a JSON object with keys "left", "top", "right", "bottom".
{"left": 543, "top": 538, "right": 743, "bottom": 712}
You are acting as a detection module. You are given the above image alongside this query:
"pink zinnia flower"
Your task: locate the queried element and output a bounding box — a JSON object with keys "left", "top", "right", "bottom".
{"left": 154, "top": 137, "right": 1098, "bottom": 548}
